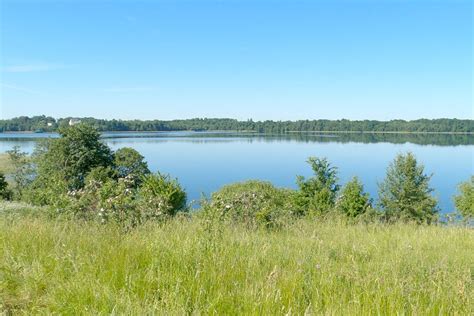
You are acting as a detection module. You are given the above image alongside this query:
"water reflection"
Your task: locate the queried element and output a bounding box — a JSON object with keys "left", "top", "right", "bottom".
{"left": 0, "top": 131, "right": 473, "bottom": 146}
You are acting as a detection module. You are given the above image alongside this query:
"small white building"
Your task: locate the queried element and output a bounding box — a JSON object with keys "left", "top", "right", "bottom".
{"left": 69, "top": 118, "right": 82, "bottom": 126}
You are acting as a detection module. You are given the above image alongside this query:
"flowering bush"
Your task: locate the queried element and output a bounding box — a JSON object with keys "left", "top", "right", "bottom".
{"left": 136, "top": 173, "right": 187, "bottom": 221}
{"left": 208, "top": 180, "right": 293, "bottom": 228}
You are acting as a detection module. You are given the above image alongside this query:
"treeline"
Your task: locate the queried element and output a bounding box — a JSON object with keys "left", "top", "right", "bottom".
{"left": 0, "top": 116, "right": 473, "bottom": 133}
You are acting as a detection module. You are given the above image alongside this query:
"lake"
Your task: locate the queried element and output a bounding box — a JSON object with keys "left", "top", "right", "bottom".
{"left": 0, "top": 131, "right": 472, "bottom": 214}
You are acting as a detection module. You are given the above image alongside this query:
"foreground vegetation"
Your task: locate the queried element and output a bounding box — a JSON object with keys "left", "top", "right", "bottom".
{"left": 1, "top": 115, "right": 473, "bottom": 133}
{"left": 1, "top": 208, "right": 473, "bottom": 314}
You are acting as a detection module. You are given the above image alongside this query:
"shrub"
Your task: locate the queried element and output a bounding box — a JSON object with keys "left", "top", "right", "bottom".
{"left": 24, "top": 172, "right": 71, "bottom": 209}
{"left": 294, "top": 157, "right": 340, "bottom": 216}
{"left": 68, "top": 172, "right": 188, "bottom": 226}
{"left": 453, "top": 176, "right": 473, "bottom": 220}
{"left": 136, "top": 173, "right": 187, "bottom": 220}
{"left": 95, "top": 178, "right": 138, "bottom": 225}
{"left": 336, "top": 177, "right": 372, "bottom": 217}
{"left": 378, "top": 152, "right": 438, "bottom": 224}
{"left": 62, "top": 176, "right": 138, "bottom": 228}
{"left": 208, "top": 180, "right": 293, "bottom": 228}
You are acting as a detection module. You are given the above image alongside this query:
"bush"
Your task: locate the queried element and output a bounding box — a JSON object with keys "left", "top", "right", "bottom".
{"left": 378, "top": 152, "right": 438, "bottom": 224}
{"left": 208, "top": 180, "right": 293, "bottom": 228}
{"left": 136, "top": 173, "right": 187, "bottom": 220}
{"left": 66, "top": 172, "right": 186, "bottom": 226}
{"left": 294, "top": 157, "right": 340, "bottom": 216}
{"left": 454, "top": 176, "right": 473, "bottom": 220}
{"left": 24, "top": 172, "right": 71, "bottom": 208}
{"left": 336, "top": 177, "right": 372, "bottom": 218}
{"left": 96, "top": 178, "right": 138, "bottom": 225}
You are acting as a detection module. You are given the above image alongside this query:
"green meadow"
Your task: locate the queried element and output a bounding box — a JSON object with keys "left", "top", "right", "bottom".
{"left": 1, "top": 205, "right": 472, "bottom": 315}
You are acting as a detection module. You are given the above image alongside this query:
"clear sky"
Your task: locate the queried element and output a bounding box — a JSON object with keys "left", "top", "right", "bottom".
{"left": 0, "top": 0, "right": 472, "bottom": 120}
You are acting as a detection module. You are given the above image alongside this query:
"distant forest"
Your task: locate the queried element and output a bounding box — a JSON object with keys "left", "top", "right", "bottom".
{"left": 0, "top": 116, "right": 472, "bottom": 133}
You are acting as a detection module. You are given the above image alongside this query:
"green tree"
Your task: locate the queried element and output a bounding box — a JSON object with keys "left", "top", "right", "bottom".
{"left": 85, "top": 166, "right": 118, "bottom": 184}
{"left": 34, "top": 124, "right": 114, "bottom": 190}
{"left": 295, "top": 157, "right": 340, "bottom": 215}
{"left": 6, "top": 146, "right": 34, "bottom": 198}
{"left": 378, "top": 152, "right": 438, "bottom": 223}
{"left": 0, "top": 172, "right": 12, "bottom": 200}
{"left": 336, "top": 177, "right": 372, "bottom": 217}
{"left": 453, "top": 176, "right": 473, "bottom": 220}
{"left": 114, "top": 147, "right": 150, "bottom": 185}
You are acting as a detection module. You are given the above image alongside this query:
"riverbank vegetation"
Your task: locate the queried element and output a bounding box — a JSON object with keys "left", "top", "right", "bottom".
{"left": 0, "top": 123, "right": 473, "bottom": 313}
{"left": 1, "top": 115, "right": 473, "bottom": 133}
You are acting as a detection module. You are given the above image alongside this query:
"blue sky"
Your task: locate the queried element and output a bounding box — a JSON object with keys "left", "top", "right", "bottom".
{"left": 0, "top": 0, "right": 472, "bottom": 120}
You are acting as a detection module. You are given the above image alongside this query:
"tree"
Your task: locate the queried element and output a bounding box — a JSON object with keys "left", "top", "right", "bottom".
{"left": 336, "top": 177, "right": 372, "bottom": 217}
{"left": 295, "top": 157, "right": 340, "bottom": 215}
{"left": 0, "top": 172, "right": 12, "bottom": 200}
{"left": 378, "top": 152, "right": 438, "bottom": 223}
{"left": 453, "top": 176, "right": 473, "bottom": 220}
{"left": 6, "top": 146, "right": 34, "bottom": 198}
{"left": 114, "top": 147, "right": 150, "bottom": 185}
{"left": 34, "top": 124, "right": 114, "bottom": 190}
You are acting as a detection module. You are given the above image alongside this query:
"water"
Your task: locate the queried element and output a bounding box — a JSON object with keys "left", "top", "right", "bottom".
{"left": 1, "top": 132, "right": 472, "bottom": 213}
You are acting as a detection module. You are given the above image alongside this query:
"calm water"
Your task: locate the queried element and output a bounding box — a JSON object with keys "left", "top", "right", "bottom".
{"left": 1, "top": 132, "right": 473, "bottom": 214}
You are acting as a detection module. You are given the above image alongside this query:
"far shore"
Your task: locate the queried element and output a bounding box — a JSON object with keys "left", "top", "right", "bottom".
{"left": 1, "top": 130, "right": 473, "bottom": 135}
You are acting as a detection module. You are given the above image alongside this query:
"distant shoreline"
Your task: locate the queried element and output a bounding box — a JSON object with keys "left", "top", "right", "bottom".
{"left": 1, "top": 130, "right": 473, "bottom": 135}
{"left": 1, "top": 117, "right": 472, "bottom": 134}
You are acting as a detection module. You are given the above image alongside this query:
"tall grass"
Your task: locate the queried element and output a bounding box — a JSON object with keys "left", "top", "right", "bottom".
{"left": 1, "top": 207, "right": 473, "bottom": 314}
{"left": 0, "top": 154, "right": 13, "bottom": 174}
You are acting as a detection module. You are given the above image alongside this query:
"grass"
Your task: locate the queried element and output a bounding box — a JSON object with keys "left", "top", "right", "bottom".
{"left": 0, "top": 154, "right": 13, "bottom": 174}
{"left": 0, "top": 203, "right": 473, "bottom": 315}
